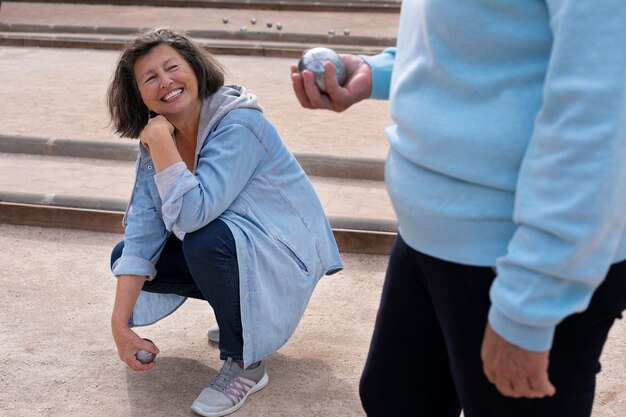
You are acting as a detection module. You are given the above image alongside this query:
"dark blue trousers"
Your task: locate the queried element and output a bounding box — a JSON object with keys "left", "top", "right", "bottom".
{"left": 359, "top": 235, "right": 626, "bottom": 417}
{"left": 111, "top": 219, "right": 244, "bottom": 361}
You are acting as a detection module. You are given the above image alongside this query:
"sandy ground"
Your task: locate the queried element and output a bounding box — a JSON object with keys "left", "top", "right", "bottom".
{"left": 0, "top": 224, "right": 625, "bottom": 417}
{"left": 0, "top": 224, "right": 386, "bottom": 417}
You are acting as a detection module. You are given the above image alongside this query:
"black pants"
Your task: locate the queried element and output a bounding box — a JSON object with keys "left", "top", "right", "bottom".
{"left": 359, "top": 235, "right": 626, "bottom": 417}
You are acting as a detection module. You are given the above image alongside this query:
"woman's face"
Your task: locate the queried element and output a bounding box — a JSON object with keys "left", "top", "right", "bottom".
{"left": 133, "top": 44, "right": 199, "bottom": 119}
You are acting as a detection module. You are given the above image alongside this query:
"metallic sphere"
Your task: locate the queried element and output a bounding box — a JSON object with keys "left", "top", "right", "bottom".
{"left": 343, "top": 28, "right": 351, "bottom": 36}
{"left": 328, "top": 29, "right": 336, "bottom": 36}
{"left": 276, "top": 22, "right": 283, "bottom": 30}
{"left": 266, "top": 22, "right": 273, "bottom": 28}
{"left": 222, "top": 17, "right": 229, "bottom": 24}
{"left": 297, "top": 47, "right": 346, "bottom": 93}
{"left": 250, "top": 17, "right": 257, "bottom": 25}
{"left": 136, "top": 338, "right": 157, "bottom": 364}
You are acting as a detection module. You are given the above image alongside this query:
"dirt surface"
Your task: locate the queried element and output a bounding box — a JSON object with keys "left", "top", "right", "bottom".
{"left": 0, "top": 224, "right": 625, "bottom": 417}
{"left": 0, "top": 224, "right": 386, "bottom": 417}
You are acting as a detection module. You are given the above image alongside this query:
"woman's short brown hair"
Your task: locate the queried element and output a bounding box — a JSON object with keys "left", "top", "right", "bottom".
{"left": 107, "top": 28, "right": 225, "bottom": 138}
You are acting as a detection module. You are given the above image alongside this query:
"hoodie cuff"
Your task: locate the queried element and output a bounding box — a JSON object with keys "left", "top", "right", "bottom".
{"left": 360, "top": 48, "right": 395, "bottom": 100}
{"left": 488, "top": 306, "right": 555, "bottom": 352}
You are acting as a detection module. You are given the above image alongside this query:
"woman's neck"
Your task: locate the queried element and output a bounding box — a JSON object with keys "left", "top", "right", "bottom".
{"left": 170, "top": 99, "right": 201, "bottom": 146}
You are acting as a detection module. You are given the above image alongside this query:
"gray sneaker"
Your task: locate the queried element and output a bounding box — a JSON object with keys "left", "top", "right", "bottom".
{"left": 207, "top": 324, "right": 220, "bottom": 344}
{"left": 191, "top": 358, "right": 269, "bottom": 417}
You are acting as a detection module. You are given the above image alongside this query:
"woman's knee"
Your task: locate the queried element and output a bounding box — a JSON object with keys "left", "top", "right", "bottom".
{"left": 110, "top": 241, "right": 124, "bottom": 269}
{"left": 182, "top": 219, "right": 236, "bottom": 260}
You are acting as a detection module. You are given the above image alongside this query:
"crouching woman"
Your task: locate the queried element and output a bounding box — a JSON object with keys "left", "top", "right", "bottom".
{"left": 107, "top": 28, "right": 342, "bottom": 417}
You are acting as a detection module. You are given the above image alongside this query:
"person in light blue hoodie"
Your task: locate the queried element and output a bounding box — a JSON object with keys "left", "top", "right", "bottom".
{"left": 292, "top": 1, "right": 626, "bottom": 416}
{"left": 107, "top": 28, "right": 342, "bottom": 417}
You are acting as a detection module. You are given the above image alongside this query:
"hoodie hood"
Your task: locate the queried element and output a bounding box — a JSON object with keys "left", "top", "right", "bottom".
{"left": 195, "top": 84, "right": 262, "bottom": 154}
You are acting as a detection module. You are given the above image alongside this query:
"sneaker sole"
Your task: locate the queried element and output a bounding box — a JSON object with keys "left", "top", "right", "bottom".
{"left": 190, "top": 372, "right": 270, "bottom": 417}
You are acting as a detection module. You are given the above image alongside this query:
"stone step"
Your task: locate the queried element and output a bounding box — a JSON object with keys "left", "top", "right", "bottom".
{"left": 5, "top": 0, "right": 401, "bottom": 13}
{"left": 0, "top": 2, "right": 399, "bottom": 41}
{"left": 0, "top": 0, "right": 397, "bottom": 55}
{"left": 0, "top": 143, "right": 396, "bottom": 253}
{"left": 0, "top": 30, "right": 386, "bottom": 57}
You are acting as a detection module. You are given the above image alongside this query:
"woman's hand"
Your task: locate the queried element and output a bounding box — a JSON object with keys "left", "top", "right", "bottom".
{"left": 139, "top": 114, "right": 175, "bottom": 151}
{"left": 138, "top": 115, "right": 182, "bottom": 172}
{"left": 111, "top": 325, "right": 159, "bottom": 371}
{"left": 111, "top": 274, "right": 158, "bottom": 371}
{"left": 291, "top": 53, "right": 372, "bottom": 112}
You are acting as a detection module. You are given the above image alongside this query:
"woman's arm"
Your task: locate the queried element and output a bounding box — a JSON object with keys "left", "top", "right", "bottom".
{"left": 139, "top": 115, "right": 181, "bottom": 173}
{"left": 111, "top": 274, "right": 160, "bottom": 371}
{"left": 153, "top": 113, "right": 267, "bottom": 233}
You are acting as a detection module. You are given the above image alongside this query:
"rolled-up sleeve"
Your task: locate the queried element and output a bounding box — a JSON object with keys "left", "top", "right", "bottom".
{"left": 112, "top": 158, "right": 169, "bottom": 280}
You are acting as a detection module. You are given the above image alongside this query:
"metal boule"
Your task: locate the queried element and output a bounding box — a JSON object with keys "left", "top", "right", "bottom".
{"left": 136, "top": 338, "right": 157, "bottom": 364}
{"left": 297, "top": 47, "right": 346, "bottom": 93}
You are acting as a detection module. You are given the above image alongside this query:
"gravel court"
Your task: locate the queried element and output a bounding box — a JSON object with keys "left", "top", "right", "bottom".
{"left": 0, "top": 223, "right": 624, "bottom": 416}
{"left": 0, "top": 224, "right": 385, "bottom": 416}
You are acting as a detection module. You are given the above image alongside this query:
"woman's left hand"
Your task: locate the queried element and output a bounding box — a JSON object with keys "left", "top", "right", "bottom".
{"left": 139, "top": 115, "right": 174, "bottom": 150}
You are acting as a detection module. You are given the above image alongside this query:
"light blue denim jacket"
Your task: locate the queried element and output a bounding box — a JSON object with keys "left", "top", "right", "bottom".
{"left": 112, "top": 85, "right": 343, "bottom": 366}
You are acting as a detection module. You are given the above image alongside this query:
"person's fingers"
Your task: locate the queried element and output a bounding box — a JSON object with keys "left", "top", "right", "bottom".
{"left": 323, "top": 61, "right": 341, "bottom": 95}
{"left": 290, "top": 71, "right": 313, "bottom": 109}
{"left": 493, "top": 376, "right": 517, "bottom": 398}
{"left": 127, "top": 355, "right": 156, "bottom": 372}
{"left": 527, "top": 371, "right": 556, "bottom": 397}
{"left": 141, "top": 339, "right": 159, "bottom": 354}
{"left": 301, "top": 70, "right": 333, "bottom": 109}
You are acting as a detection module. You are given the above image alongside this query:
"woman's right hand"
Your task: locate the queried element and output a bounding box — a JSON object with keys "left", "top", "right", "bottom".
{"left": 139, "top": 114, "right": 175, "bottom": 151}
{"left": 111, "top": 325, "right": 159, "bottom": 371}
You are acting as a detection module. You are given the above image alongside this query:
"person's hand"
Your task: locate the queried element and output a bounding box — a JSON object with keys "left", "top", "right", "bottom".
{"left": 291, "top": 53, "right": 372, "bottom": 112}
{"left": 139, "top": 114, "right": 174, "bottom": 150}
{"left": 111, "top": 325, "right": 159, "bottom": 371}
{"left": 481, "top": 324, "right": 556, "bottom": 398}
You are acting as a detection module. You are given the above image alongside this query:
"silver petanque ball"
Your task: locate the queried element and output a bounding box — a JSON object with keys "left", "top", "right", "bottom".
{"left": 276, "top": 22, "right": 283, "bottom": 30}
{"left": 328, "top": 28, "right": 335, "bottom": 36}
{"left": 266, "top": 22, "right": 273, "bottom": 28}
{"left": 343, "top": 28, "right": 351, "bottom": 36}
{"left": 136, "top": 338, "right": 156, "bottom": 364}
{"left": 297, "top": 47, "right": 346, "bottom": 93}
{"left": 250, "top": 17, "right": 257, "bottom": 25}
{"left": 222, "top": 17, "right": 229, "bottom": 24}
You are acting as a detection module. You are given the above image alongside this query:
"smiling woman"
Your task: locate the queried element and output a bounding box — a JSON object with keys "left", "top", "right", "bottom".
{"left": 105, "top": 28, "right": 342, "bottom": 417}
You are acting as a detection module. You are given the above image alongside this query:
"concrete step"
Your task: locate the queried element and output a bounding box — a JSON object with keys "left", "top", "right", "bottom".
{"left": 0, "top": 137, "right": 397, "bottom": 254}
{"left": 5, "top": 0, "right": 401, "bottom": 13}
{"left": 0, "top": 30, "right": 388, "bottom": 57}
{"left": 0, "top": 2, "right": 399, "bottom": 40}
{"left": 0, "top": 1, "right": 397, "bottom": 55}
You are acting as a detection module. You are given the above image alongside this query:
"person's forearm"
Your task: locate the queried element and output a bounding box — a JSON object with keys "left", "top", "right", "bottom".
{"left": 147, "top": 137, "right": 183, "bottom": 173}
{"left": 111, "top": 274, "right": 146, "bottom": 331}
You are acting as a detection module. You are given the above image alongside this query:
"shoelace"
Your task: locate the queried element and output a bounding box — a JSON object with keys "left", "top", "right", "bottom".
{"left": 209, "top": 358, "right": 236, "bottom": 393}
